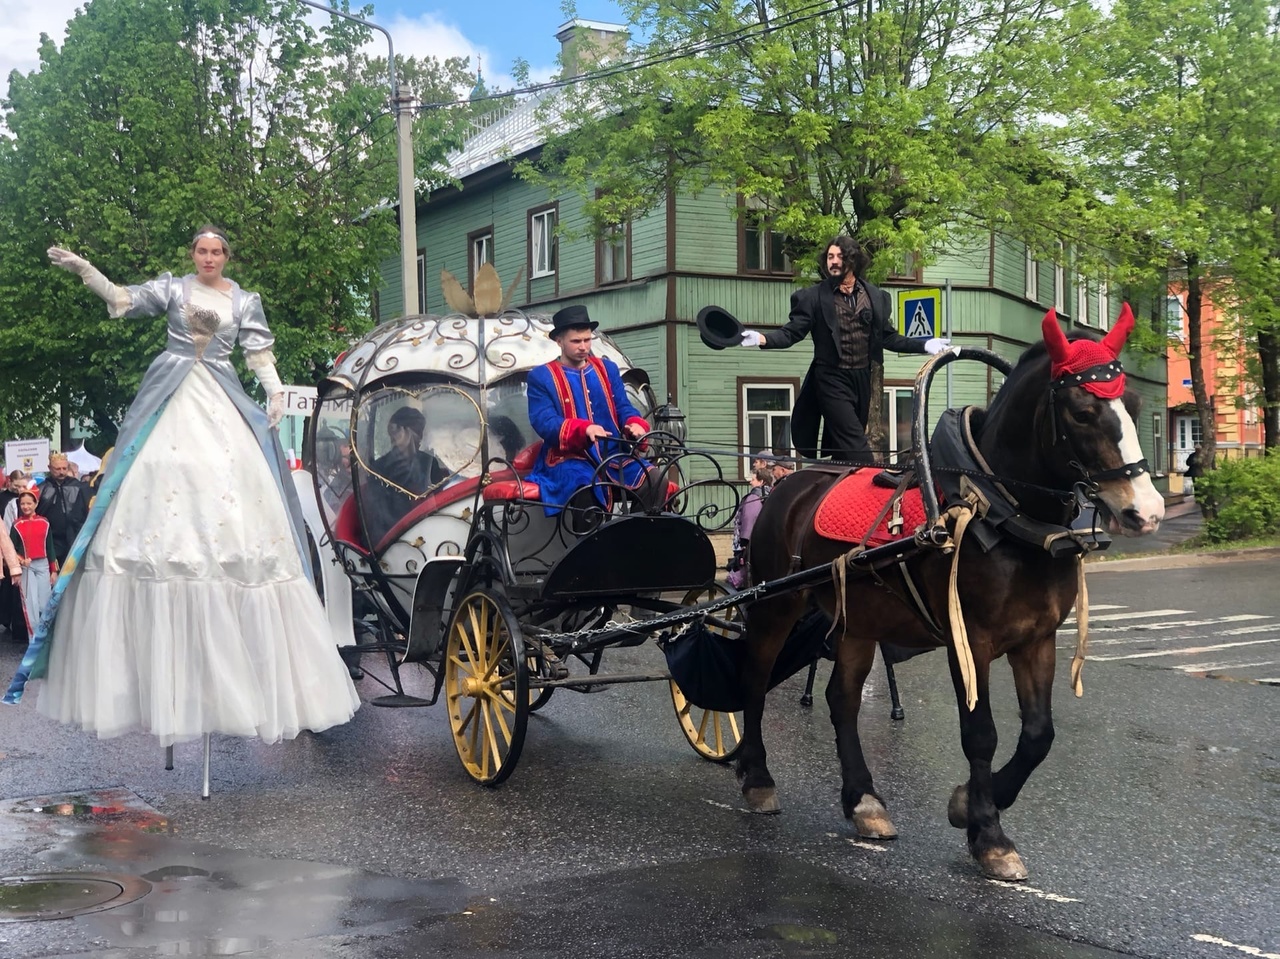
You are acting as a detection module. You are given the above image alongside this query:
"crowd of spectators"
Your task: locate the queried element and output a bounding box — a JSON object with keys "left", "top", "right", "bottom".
{"left": 0, "top": 452, "right": 97, "bottom": 643}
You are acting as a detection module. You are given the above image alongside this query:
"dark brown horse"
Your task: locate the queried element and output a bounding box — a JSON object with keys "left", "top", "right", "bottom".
{"left": 736, "top": 308, "right": 1165, "bottom": 880}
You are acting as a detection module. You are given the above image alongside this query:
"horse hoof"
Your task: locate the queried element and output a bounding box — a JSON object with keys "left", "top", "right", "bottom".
{"left": 979, "top": 849, "right": 1029, "bottom": 882}
{"left": 851, "top": 797, "right": 897, "bottom": 840}
{"left": 743, "top": 787, "right": 781, "bottom": 814}
{"left": 947, "top": 784, "right": 968, "bottom": 829}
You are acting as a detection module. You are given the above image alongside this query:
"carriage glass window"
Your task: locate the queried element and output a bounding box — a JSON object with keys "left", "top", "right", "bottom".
{"left": 354, "top": 384, "right": 484, "bottom": 547}
{"left": 531, "top": 208, "right": 557, "bottom": 278}
{"left": 313, "top": 394, "right": 355, "bottom": 523}
{"left": 485, "top": 377, "right": 536, "bottom": 466}
{"left": 742, "top": 383, "right": 794, "bottom": 479}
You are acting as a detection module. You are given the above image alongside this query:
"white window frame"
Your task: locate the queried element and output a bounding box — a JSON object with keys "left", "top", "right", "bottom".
{"left": 1076, "top": 276, "right": 1089, "bottom": 325}
{"left": 1097, "top": 280, "right": 1110, "bottom": 330}
{"left": 1053, "top": 242, "right": 1065, "bottom": 312}
{"left": 599, "top": 222, "right": 628, "bottom": 285}
{"left": 741, "top": 382, "right": 795, "bottom": 479}
{"left": 1165, "top": 295, "right": 1185, "bottom": 341}
{"left": 416, "top": 250, "right": 427, "bottom": 314}
{"left": 531, "top": 208, "right": 556, "bottom": 278}
{"left": 1024, "top": 247, "right": 1039, "bottom": 301}
{"left": 883, "top": 386, "right": 915, "bottom": 461}
{"left": 1151, "top": 412, "right": 1165, "bottom": 475}
{"left": 470, "top": 231, "right": 493, "bottom": 287}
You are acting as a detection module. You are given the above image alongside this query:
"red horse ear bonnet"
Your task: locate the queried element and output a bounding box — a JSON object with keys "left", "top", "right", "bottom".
{"left": 1040, "top": 303, "right": 1135, "bottom": 399}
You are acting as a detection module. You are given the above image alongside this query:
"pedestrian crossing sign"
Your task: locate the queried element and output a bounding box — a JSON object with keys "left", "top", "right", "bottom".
{"left": 898, "top": 289, "right": 942, "bottom": 339}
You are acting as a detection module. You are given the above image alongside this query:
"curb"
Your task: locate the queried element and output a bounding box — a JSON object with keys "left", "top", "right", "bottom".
{"left": 1085, "top": 546, "right": 1280, "bottom": 573}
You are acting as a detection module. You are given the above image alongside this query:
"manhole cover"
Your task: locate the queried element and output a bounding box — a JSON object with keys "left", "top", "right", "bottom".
{"left": 0, "top": 873, "right": 151, "bottom": 922}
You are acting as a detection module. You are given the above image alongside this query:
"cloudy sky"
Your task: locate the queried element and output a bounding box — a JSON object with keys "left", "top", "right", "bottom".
{"left": 0, "top": 0, "right": 628, "bottom": 99}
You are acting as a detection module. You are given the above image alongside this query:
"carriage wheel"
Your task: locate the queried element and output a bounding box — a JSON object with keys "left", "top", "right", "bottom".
{"left": 444, "top": 588, "right": 529, "bottom": 786}
{"left": 669, "top": 583, "right": 745, "bottom": 763}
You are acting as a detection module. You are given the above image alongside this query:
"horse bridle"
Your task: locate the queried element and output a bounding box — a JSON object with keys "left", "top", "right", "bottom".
{"left": 1046, "top": 360, "right": 1150, "bottom": 496}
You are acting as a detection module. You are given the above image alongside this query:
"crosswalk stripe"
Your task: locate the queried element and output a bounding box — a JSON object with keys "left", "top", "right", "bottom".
{"left": 1059, "top": 614, "right": 1270, "bottom": 636}
{"left": 1063, "top": 609, "right": 1189, "bottom": 624}
{"left": 1090, "top": 638, "right": 1280, "bottom": 662}
{"left": 1174, "top": 660, "right": 1276, "bottom": 672}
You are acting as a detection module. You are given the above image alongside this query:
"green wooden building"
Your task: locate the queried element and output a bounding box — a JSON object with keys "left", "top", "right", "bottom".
{"left": 375, "top": 21, "right": 1170, "bottom": 490}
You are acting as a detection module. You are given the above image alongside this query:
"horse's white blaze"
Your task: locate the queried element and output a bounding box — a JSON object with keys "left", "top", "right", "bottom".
{"left": 1100, "top": 398, "right": 1164, "bottom": 534}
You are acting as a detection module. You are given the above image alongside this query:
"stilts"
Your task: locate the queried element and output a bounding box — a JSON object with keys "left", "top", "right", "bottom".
{"left": 799, "top": 653, "right": 905, "bottom": 720}
{"left": 162, "top": 734, "right": 213, "bottom": 798}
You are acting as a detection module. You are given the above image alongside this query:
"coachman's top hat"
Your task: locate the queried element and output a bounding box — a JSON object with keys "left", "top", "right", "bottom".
{"left": 696, "top": 305, "right": 746, "bottom": 350}
{"left": 549, "top": 304, "right": 599, "bottom": 337}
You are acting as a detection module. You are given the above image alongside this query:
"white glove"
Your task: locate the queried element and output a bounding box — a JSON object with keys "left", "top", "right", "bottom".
{"left": 740, "top": 330, "right": 765, "bottom": 348}
{"left": 924, "top": 337, "right": 951, "bottom": 355}
{"left": 48, "top": 246, "right": 130, "bottom": 314}
{"left": 245, "top": 350, "right": 286, "bottom": 427}
{"left": 267, "top": 392, "right": 286, "bottom": 429}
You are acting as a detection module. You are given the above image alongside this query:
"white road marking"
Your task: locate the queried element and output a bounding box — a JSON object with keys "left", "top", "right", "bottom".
{"left": 845, "top": 838, "right": 889, "bottom": 853}
{"left": 1090, "top": 638, "right": 1280, "bottom": 662}
{"left": 1190, "top": 933, "right": 1280, "bottom": 959}
{"left": 1064, "top": 609, "right": 1190, "bottom": 623}
{"left": 986, "top": 880, "right": 1081, "bottom": 903}
{"left": 1062, "top": 615, "right": 1269, "bottom": 636}
{"left": 1217, "top": 622, "right": 1280, "bottom": 636}
{"left": 1175, "top": 660, "right": 1277, "bottom": 673}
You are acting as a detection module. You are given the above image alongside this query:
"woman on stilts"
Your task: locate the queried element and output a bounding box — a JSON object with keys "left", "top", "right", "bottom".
{"left": 5, "top": 226, "right": 359, "bottom": 765}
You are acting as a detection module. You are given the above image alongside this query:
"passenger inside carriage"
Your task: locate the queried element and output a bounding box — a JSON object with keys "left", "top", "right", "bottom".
{"left": 364, "top": 404, "right": 451, "bottom": 543}
{"left": 525, "top": 305, "right": 665, "bottom": 519}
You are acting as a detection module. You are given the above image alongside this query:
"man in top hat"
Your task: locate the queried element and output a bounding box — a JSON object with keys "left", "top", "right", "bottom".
{"left": 737, "top": 236, "right": 950, "bottom": 464}
{"left": 526, "top": 305, "right": 658, "bottom": 515}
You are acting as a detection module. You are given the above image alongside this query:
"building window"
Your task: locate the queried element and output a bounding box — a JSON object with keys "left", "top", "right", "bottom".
{"left": 1076, "top": 277, "right": 1089, "bottom": 326}
{"left": 741, "top": 382, "right": 795, "bottom": 479}
{"left": 740, "top": 198, "right": 791, "bottom": 275}
{"left": 1165, "top": 295, "right": 1185, "bottom": 340}
{"left": 530, "top": 206, "right": 557, "bottom": 278}
{"left": 597, "top": 221, "right": 629, "bottom": 285}
{"left": 1053, "top": 243, "right": 1065, "bottom": 312}
{"left": 1024, "top": 247, "right": 1038, "bottom": 302}
{"left": 883, "top": 386, "right": 914, "bottom": 461}
{"left": 468, "top": 227, "right": 493, "bottom": 290}
{"left": 416, "top": 250, "right": 427, "bottom": 314}
{"left": 885, "top": 250, "right": 922, "bottom": 283}
{"left": 1097, "top": 280, "right": 1110, "bottom": 330}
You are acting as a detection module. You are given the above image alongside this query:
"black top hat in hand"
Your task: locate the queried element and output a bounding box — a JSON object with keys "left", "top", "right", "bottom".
{"left": 549, "top": 304, "right": 599, "bottom": 337}
{"left": 696, "top": 305, "right": 746, "bottom": 350}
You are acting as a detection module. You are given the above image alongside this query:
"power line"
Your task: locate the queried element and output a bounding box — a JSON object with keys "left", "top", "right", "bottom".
{"left": 413, "top": 0, "right": 859, "bottom": 114}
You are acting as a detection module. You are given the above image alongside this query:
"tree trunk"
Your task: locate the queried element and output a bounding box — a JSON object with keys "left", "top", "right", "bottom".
{"left": 868, "top": 363, "right": 887, "bottom": 461}
{"left": 1258, "top": 324, "right": 1280, "bottom": 450}
{"left": 1184, "top": 260, "right": 1217, "bottom": 467}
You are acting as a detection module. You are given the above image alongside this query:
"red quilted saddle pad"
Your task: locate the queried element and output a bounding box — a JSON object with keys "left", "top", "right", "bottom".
{"left": 813, "top": 470, "right": 927, "bottom": 546}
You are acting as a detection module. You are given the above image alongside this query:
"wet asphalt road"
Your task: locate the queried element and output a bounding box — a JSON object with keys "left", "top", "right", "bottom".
{"left": 0, "top": 549, "right": 1276, "bottom": 958}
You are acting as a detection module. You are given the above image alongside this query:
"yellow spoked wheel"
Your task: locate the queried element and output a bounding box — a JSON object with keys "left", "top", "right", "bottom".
{"left": 444, "top": 588, "right": 529, "bottom": 786}
{"left": 670, "top": 582, "right": 744, "bottom": 763}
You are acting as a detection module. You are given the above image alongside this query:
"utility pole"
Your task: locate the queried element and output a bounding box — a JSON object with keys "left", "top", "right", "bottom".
{"left": 297, "top": 0, "right": 418, "bottom": 316}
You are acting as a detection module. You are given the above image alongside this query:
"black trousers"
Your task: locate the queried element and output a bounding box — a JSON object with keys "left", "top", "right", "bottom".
{"left": 791, "top": 365, "right": 873, "bottom": 464}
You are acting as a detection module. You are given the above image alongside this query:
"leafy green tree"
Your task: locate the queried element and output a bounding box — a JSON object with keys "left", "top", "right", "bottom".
{"left": 1082, "top": 0, "right": 1280, "bottom": 463}
{"left": 525, "top": 0, "right": 1114, "bottom": 276}
{"left": 0, "top": 0, "right": 473, "bottom": 448}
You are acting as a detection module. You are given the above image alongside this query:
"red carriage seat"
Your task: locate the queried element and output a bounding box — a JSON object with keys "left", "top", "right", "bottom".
{"left": 333, "top": 492, "right": 369, "bottom": 556}
{"left": 483, "top": 440, "right": 543, "bottom": 502}
{"left": 374, "top": 470, "right": 517, "bottom": 554}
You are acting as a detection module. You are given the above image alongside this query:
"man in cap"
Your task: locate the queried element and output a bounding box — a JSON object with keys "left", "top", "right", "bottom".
{"left": 739, "top": 236, "right": 950, "bottom": 464}
{"left": 526, "top": 305, "right": 659, "bottom": 515}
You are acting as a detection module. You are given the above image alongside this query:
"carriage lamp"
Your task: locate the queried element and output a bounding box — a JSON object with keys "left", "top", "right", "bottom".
{"left": 653, "top": 395, "right": 687, "bottom": 444}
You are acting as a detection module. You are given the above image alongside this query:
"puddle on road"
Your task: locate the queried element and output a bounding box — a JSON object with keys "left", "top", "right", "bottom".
{"left": 0, "top": 788, "right": 472, "bottom": 956}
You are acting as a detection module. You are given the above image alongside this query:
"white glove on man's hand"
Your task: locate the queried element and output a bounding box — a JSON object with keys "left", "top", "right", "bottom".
{"left": 48, "top": 246, "right": 130, "bottom": 313}
{"left": 267, "top": 392, "right": 286, "bottom": 429}
{"left": 740, "top": 330, "right": 765, "bottom": 348}
{"left": 924, "top": 337, "right": 951, "bottom": 355}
